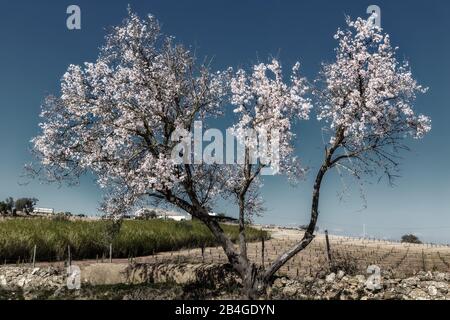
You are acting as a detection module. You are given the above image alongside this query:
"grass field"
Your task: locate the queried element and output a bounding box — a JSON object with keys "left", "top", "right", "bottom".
{"left": 0, "top": 218, "right": 268, "bottom": 263}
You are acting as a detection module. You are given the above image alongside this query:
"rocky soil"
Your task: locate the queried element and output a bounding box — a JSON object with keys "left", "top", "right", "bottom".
{"left": 0, "top": 266, "right": 65, "bottom": 291}
{"left": 1, "top": 264, "right": 450, "bottom": 300}
{"left": 272, "top": 270, "right": 450, "bottom": 300}
{"left": 0, "top": 266, "right": 65, "bottom": 299}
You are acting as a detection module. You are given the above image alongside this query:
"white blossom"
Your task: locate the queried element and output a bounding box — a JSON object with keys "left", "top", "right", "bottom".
{"left": 318, "top": 17, "right": 431, "bottom": 146}
{"left": 32, "top": 11, "right": 228, "bottom": 216}
{"left": 316, "top": 17, "right": 431, "bottom": 182}
{"left": 230, "top": 59, "right": 311, "bottom": 177}
{"left": 223, "top": 59, "right": 311, "bottom": 218}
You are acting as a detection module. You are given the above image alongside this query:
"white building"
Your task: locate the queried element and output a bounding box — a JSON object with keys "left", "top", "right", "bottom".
{"left": 135, "top": 208, "right": 191, "bottom": 221}
{"left": 158, "top": 211, "right": 191, "bottom": 221}
{"left": 34, "top": 207, "right": 54, "bottom": 215}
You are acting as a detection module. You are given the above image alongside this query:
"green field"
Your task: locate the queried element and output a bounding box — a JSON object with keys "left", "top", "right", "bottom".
{"left": 0, "top": 218, "right": 268, "bottom": 263}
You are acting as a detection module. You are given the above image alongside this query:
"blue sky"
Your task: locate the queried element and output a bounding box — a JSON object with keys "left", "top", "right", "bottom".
{"left": 0, "top": 0, "right": 449, "bottom": 243}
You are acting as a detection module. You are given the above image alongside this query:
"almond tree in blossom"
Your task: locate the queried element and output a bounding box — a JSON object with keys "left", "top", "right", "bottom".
{"left": 30, "top": 11, "right": 432, "bottom": 298}
{"left": 30, "top": 11, "right": 310, "bottom": 297}
{"left": 267, "top": 17, "right": 431, "bottom": 275}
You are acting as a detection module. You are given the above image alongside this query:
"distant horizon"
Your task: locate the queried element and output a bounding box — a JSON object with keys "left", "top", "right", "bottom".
{"left": 3, "top": 204, "right": 449, "bottom": 245}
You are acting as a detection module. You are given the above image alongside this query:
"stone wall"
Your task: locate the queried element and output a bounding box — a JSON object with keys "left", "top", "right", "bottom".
{"left": 273, "top": 270, "right": 450, "bottom": 300}
{"left": 1, "top": 264, "right": 450, "bottom": 300}
{"left": 0, "top": 266, "right": 65, "bottom": 291}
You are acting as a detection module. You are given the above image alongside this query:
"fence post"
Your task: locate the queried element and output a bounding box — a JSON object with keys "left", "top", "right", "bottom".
{"left": 68, "top": 245, "right": 71, "bottom": 267}
{"left": 325, "top": 230, "right": 332, "bottom": 266}
{"left": 32, "top": 245, "right": 37, "bottom": 268}
{"left": 109, "top": 243, "right": 113, "bottom": 263}
{"left": 261, "top": 236, "right": 265, "bottom": 268}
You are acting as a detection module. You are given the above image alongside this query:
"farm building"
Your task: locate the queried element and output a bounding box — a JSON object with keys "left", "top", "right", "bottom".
{"left": 33, "top": 207, "right": 54, "bottom": 215}
{"left": 134, "top": 208, "right": 228, "bottom": 221}
{"left": 134, "top": 208, "right": 191, "bottom": 221}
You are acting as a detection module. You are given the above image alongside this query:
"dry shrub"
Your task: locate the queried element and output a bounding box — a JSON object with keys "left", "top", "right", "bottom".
{"left": 330, "top": 251, "right": 359, "bottom": 275}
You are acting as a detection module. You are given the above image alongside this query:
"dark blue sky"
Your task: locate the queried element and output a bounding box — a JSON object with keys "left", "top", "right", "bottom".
{"left": 1, "top": 0, "right": 449, "bottom": 243}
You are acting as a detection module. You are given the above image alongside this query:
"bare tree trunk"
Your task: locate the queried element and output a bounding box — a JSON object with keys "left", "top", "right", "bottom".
{"left": 194, "top": 207, "right": 248, "bottom": 275}
{"left": 242, "top": 263, "right": 266, "bottom": 299}
{"left": 262, "top": 129, "right": 344, "bottom": 284}
{"left": 174, "top": 168, "right": 256, "bottom": 296}
{"left": 188, "top": 154, "right": 334, "bottom": 297}
{"left": 238, "top": 194, "right": 248, "bottom": 262}
{"left": 187, "top": 135, "right": 342, "bottom": 297}
{"left": 179, "top": 142, "right": 348, "bottom": 299}
{"left": 194, "top": 205, "right": 269, "bottom": 298}
{"left": 263, "top": 162, "right": 329, "bottom": 282}
{"left": 238, "top": 148, "right": 252, "bottom": 262}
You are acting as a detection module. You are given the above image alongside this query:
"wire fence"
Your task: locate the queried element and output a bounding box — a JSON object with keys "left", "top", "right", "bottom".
{"left": 3, "top": 233, "right": 450, "bottom": 279}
